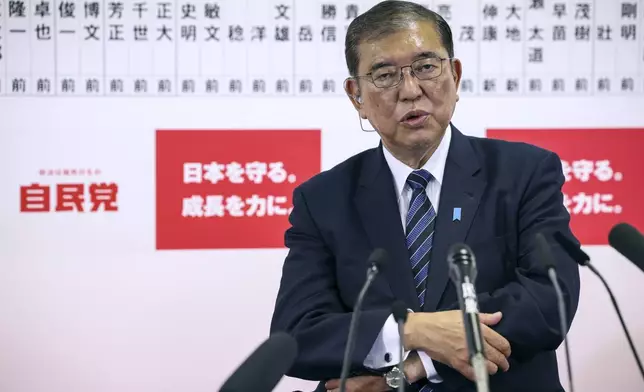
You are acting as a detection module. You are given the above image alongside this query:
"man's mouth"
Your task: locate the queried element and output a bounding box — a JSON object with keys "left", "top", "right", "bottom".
{"left": 400, "top": 110, "right": 430, "bottom": 128}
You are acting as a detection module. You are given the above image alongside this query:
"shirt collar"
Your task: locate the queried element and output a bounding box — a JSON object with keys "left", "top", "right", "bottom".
{"left": 382, "top": 124, "right": 452, "bottom": 198}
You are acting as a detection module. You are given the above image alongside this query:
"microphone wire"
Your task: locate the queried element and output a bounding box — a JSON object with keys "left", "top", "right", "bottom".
{"left": 586, "top": 263, "right": 644, "bottom": 380}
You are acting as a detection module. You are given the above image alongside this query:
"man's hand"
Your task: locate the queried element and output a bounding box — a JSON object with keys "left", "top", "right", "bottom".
{"left": 404, "top": 310, "right": 511, "bottom": 381}
{"left": 324, "top": 375, "right": 388, "bottom": 392}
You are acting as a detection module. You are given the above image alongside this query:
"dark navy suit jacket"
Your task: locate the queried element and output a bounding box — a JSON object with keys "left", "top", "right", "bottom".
{"left": 270, "top": 125, "right": 581, "bottom": 392}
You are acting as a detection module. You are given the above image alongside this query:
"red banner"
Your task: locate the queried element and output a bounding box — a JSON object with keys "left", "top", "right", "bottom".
{"left": 156, "top": 129, "right": 321, "bottom": 250}
{"left": 486, "top": 128, "right": 644, "bottom": 245}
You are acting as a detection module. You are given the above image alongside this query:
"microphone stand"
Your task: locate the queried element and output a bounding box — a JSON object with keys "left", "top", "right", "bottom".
{"left": 339, "top": 263, "right": 380, "bottom": 392}
{"left": 546, "top": 267, "right": 574, "bottom": 392}
{"left": 552, "top": 230, "right": 644, "bottom": 384}
{"left": 391, "top": 301, "right": 409, "bottom": 392}
{"left": 586, "top": 263, "right": 644, "bottom": 381}
{"left": 536, "top": 232, "right": 574, "bottom": 392}
{"left": 457, "top": 276, "right": 489, "bottom": 392}
{"left": 396, "top": 319, "right": 405, "bottom": 392}
{"left": 448, "top": 244, "right": 489, "bottom": 392}
{"left": 464, "top": 284, "right": 489, "bottom": 392}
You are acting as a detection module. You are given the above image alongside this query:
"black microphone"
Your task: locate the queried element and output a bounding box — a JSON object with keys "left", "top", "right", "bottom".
{"left": 339, "top": 248, "right": 388, "bottom": 392}
{"left": 608, "top": 222, "right": 644, "bottom": 273}
{"left": 392, "top": 300, "right": 409, "bottom": 392}
{"left": 534, "top": 232, "right": 574, "bottom": 392}
{"left": 554, "top": 230, "right": 644, "bottom": 383}
{"left": 447, "top": 243, "right": 489, "bottom": 392}
{"left": 219, "top": 332, "right": 298, "bottom": 392}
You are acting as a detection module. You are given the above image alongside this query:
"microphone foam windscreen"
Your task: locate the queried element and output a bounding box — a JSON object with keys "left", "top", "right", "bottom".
{"left": 219, "top": 332, "right": 298, "bottom": 392}
{"left": 391, "top": 300, "right": 409, "bottom": 323}
{"left": 368, "top": 248, "right": 389, "bottom": 270}
{"left": 553, "top": 231, "right": 590, "bottom": 266}
{"left": 609, "top": 223, "right": 644, "bottom": 273}
{"left": 534, "top": 232, "right": 556, "bottom": 269}
{"left": 447, "top": 243, "right": 474, "bottom": 264}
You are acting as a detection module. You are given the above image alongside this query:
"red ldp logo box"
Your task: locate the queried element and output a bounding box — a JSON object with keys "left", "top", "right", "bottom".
{"left": 156, "top": 129, "right": 321, "bottom": 250}
{"left": 486, "top": 128, "right": 644, "bottom": 245}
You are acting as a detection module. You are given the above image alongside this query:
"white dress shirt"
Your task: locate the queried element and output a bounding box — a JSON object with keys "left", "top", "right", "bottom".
{"left": 362, "top": 125, "right": 453, "bottom": 384}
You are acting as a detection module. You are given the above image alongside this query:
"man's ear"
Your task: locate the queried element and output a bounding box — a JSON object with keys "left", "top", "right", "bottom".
{"left": 344, "top": 78, "right": 364, "bottom": 114}
{"left": 451, "top": 58, "right": 463, "bottom": 101}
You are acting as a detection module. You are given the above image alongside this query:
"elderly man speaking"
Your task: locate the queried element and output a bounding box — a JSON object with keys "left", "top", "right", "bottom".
{"left": 270, "top": 2, "right": 581, "bottom": 392}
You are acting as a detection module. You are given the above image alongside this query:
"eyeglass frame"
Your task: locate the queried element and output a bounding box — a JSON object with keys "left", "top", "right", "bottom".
{"left": 350, "top": 56, "right": 455, "bottom": 89}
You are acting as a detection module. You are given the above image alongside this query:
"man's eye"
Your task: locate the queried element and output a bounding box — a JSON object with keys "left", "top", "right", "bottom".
{"left": 376, "top": 72, "right": 395, "bottom": 80}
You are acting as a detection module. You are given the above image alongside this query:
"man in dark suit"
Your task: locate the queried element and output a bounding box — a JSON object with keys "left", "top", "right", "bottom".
{"left": 270, "top": 2, "right": 581, "bottom": 391}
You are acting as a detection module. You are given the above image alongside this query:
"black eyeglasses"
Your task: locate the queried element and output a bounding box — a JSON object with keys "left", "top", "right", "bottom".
{"left": 357, "top": 57, "right": 453, "bottom": 88}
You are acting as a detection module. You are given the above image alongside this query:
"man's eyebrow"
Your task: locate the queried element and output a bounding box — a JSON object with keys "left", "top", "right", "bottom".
{"left": 413, "top": 51, "right": 442, "bottom": 60}
{"left": 369, "top": 61, "right": 394, "bottom": 72}
{"left": 368, "top": 51, "right": 443, "bottom": 72}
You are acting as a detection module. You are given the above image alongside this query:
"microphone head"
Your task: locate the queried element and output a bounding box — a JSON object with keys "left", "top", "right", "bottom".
{"left": 391, "top": 300, "right": 408, "bottom": 323}
{"left": 219, "top": 332, "right": 298, "bottom": 392}
{"left": 368, "top": 248, "right": 388, "bottom": 271}
{"left": 534, "top": 232, "right": 556, "bottom": 269}
{"left": 608, "top": 223, "right": 644, "bottom": 273}
{"left": 447, "top": 243, "right": 477, "bottom": 282}
{"left": 553, "top": 230, "right": 590, "bottom": 266}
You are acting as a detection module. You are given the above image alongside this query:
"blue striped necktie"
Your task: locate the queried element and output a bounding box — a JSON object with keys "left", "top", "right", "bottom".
{"left": 405, "top": 169, "right": 437, "bottom": 392}
{"left": 405, "top": 169, "right": 436, "bottom": 308}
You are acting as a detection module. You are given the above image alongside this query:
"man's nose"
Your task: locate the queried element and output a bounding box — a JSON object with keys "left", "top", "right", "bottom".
{"left": 398, "top": 67, "right": 422, "bottom": 101}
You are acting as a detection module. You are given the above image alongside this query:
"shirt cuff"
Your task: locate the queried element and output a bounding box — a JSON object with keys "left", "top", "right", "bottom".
{"left": 363, "top": 313, "right": 410, "bottom": 369}
{"left": 417, "top": 350, "right": 444, "bottom": 383}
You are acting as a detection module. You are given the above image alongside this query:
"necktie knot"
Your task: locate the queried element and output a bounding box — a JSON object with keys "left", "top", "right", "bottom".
{"left": 406, "top": 169, "right": 432, "bottom": 191}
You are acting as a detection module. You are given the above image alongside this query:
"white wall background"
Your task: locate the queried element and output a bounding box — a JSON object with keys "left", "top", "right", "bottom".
{"left": 2, "top": 0, "right": 644, "bottom": 390}
{"left": 1, "top": 97, "right": 644, "bottom": 392}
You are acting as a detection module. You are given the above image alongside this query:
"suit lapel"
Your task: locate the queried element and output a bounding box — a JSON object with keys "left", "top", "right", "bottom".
{"left": 354, "top": 145, "right": 420, "bottom": 311}
{"left": 423, "top": 125, "right": 486, "bottom": 312}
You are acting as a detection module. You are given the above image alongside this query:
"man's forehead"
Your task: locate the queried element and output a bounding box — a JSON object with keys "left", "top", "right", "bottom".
{"left": 358, "top": 21, "right": 445, "bottom": 70}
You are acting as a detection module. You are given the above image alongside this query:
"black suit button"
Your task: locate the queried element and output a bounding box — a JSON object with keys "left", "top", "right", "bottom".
{"left": 384, "top": 352, "right": 391, "bottom": 363}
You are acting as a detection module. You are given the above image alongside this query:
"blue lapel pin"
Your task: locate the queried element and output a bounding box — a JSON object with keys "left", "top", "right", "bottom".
{"left": 453, "top": 207, "right": 462, "bottom": 222}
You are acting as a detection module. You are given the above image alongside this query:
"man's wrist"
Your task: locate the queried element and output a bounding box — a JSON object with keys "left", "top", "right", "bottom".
{"left": 403, "top": 312, "right": 419, "bottom": 350}
{"left": 402, "top": 351, "right": 424, "bottom": 384}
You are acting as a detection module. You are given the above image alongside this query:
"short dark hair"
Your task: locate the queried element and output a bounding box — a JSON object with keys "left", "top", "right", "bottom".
{"left": 344, "top": 1, "right": 454, "bottom": 77}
